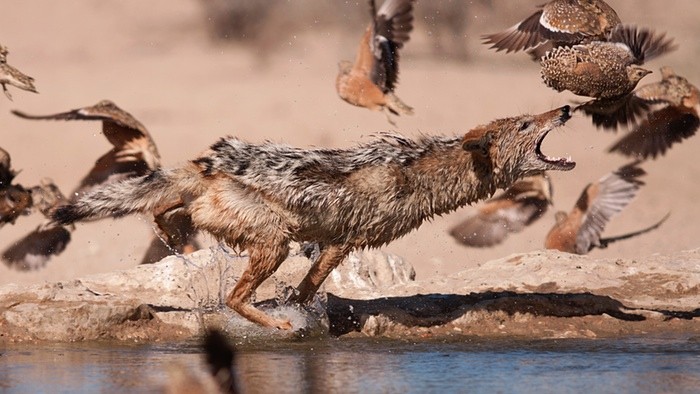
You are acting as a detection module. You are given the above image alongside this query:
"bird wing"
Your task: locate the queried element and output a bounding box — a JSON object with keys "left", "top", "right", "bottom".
{"left": 370, "top": 0, "right": 414, "bottom": 92}
{"left": 71, "top": 149, "right": 151, "bottom": 201}
{"left": 576, "top": 163, "right": 645, "bottom": 253}
{"left": 0, "top": 185, "right": 32, "bottom": 227}
{"left": 449, "top": 197, "right": 548, "bottom": 248}
{"left": 609, "top": 25, "right": 677, "bottom": 64}
{"left": 608, "top": 106, "right": 699, "bottom": 160}
{"left": 482, "top": 9, "right": 545, "bottom": 53}
{"left": 540, "top": 0, "right": 620, "bottom": 41}
{"left": 12, "top": 100, "right": 159, "bottom": 164}
{"left": 2, "top": 225, "right": 72, "bottom": 271}
{"left": 575, "top": 94, "right": 652, "bottom": 131}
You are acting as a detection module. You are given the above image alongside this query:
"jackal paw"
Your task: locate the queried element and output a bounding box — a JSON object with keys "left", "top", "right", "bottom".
{"left": 276, "top": 319, "right": 293, "bottom": 330}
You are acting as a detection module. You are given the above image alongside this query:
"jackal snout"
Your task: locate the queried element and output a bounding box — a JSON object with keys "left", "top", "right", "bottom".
{"left": 538, "top": 105, "right": 571, "bottom": 126}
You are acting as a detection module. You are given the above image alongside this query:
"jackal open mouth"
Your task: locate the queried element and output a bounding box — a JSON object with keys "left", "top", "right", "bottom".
{"left": 536, "top": 106, "right": 576, "bottom": 170}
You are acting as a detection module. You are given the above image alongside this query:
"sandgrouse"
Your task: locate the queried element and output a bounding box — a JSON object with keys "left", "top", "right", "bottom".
{"left": 544, "top": 162, "right": 667, "bottom": 254}
{"left": 336, "top": 0, "right": 415, "bottom": 123}
{"left": 608, "top": 67, "right": 700, "bottom": 159}
{"left": 540, "top": 25, "right": 676, "bottom": 99}
{"left": 450, "top": 173, "right": 552, "bottom": 247}
{"left": 482, "top": 0, "right": 621, "bottom": 54}
{"left": 2, "top": 178, "right": 73, "bottom": 271}
{"left": 12, "top": 101, "right": 199, "bottom": 264}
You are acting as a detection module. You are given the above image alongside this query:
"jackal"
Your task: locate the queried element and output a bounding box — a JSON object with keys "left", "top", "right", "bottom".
{"left": 54, "top": 106, "right": 575, "bottom": 330}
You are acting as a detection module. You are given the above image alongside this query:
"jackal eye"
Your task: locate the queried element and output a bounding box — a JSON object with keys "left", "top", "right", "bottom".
{"left": 519, "top": 121, "right": 531, "bottom": 132}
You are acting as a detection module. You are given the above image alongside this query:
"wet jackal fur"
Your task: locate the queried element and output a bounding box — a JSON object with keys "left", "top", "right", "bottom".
{"left": 54, "top": 106, "right": 575, "bottom": 330}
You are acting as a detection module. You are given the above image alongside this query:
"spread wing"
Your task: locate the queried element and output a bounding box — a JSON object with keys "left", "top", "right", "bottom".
{"left": 13, "top": 101, "right": 161, "bottom": 199}
{"left": 11, "top": 100, "right": 160, "bottom": 168}
{"left": 2, "top": 225, "right": 72, "bottom": 271}
{"left": 575, "top": 163, "right": 645, "bottom": 253}
{"left": 609, "top": 25, "right": 677, "bottom": 64}
{"left": 575, "top": 94, "right": 652, "bottom": 131}
{"left": 370, "top": 0, "right": 414, "bottom": 92}
{"left": 482, "top": 10, "right": 546, "bottom": 53}
{"left": 608, "top": 106, "right": 700, "bottom": 160}
{"left": 71, "top": 149, "right": 152, "bottom": 199}
{"left": 450, "top": 199, "right": 548, "bottom": 247}
{"left": 450, "top": 175, "right": 552, "bottom": 247}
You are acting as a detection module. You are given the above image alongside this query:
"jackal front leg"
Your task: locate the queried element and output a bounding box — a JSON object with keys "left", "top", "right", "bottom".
{"left": 288, "top": 244, "right": 351, "bottom": 304}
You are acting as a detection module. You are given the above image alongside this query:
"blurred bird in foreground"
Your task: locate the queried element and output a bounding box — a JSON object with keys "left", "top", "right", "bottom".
{"left": 0, "top": 43, "right": 38, "bottom": 101}
{"left": 164, "top": 328, "right": 238, "bottom": 394}
{"left": 608, "top": 67, "right": 700, "bottom": 160}
{"left": 11, "top": 101, "right": 199, "bottom": 265}
{"left": 545, "top": 162, "right": 668, "bottom": 254}
{"left": 2, "top": 178, "right": 73, "bottom": 271}
{"left": 482, "top": 0, "right": 621, "bottom": 55}
{"left": 540, "top": 25, "right": 676, "bottom": 99}
{"left": 450, "top": 173, "right": 552, "bottom": 247}
{"left": 336, "top": 0, "right": 415, "bottom": 124}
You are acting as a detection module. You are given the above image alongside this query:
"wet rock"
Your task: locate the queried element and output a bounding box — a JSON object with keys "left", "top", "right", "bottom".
{"left": 1, "top": 248, "right": 700, "bottom": 342}
{"left": 0, "top": 247, "right": 414, "bottom": 342}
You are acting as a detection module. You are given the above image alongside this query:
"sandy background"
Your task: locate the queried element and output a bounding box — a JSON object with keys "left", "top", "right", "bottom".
{"left": 1, "top": 0, "right": 699, "bottom": 286}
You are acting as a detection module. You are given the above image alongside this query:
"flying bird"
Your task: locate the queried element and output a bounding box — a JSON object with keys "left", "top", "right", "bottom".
{"left": 0, "top": 44, "right": 38, "bottom": 101}
{"left": 545, "top": 162, "right": 666, "bottom": 254}
{"left": 608, "top": 67, "right": 700, "bottom": 159}
{"left": 12, "top": 101, "right": 199, "bottom": 265}
{"left": 336, "top": 0, "right": 415, "bottom": 123}
{"left": 2, "top": 178, "right": 73, "bottom": 271}
{"left": 13, "top": 100, "right": 161, "bottom": 199}
{"left": 450, "top": 174, "right": 552, "bottom": 247}
{"left": 482, "top": 0, "right": 621, "bottom": 54}
{"left": 540, "top": 25, "right": 676, "bottom": 99}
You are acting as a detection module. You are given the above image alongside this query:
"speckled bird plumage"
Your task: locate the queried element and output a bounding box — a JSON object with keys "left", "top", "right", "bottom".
{"left": 0, "top": 60, "right": 37, "bottom": 101}
{"left": 540, "top": 25, "right": 676, "bottom": 99}
{"left": 483, "top": 0, "right": 621, "bottom": 54}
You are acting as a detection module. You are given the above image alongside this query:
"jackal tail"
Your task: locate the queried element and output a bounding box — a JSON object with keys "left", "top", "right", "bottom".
{"left": 52, "top": 164, "right": 198, "bottom": 225}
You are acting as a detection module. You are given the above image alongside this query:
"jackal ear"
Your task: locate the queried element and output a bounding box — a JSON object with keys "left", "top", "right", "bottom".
{"left": 462, "top": 129, "right": 493, "bottom": 158}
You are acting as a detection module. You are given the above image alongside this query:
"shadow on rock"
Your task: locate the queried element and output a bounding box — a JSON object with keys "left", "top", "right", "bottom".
{"left": 326, "top": 291, "right": 650, "bottom": 336}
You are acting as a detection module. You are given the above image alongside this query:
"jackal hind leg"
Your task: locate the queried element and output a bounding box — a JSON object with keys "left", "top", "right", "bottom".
{"left": 289, "top": 244, "right": 351, "bottom": 304}
{"left": 225, "top": 241, "right": 292, "bottom": 330}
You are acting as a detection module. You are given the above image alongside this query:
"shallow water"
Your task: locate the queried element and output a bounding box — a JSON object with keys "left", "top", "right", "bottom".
{"left": 2, "top": 336, "right": 700, "bottom": 393}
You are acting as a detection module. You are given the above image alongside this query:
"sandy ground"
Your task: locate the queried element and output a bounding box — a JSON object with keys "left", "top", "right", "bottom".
{"left": 1, "top": 0, "right": 700, "bottom": 286}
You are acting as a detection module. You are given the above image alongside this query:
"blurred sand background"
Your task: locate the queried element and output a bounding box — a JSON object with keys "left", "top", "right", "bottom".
{"left": 1, "top": 0, "right": 699, "bottom": 286}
